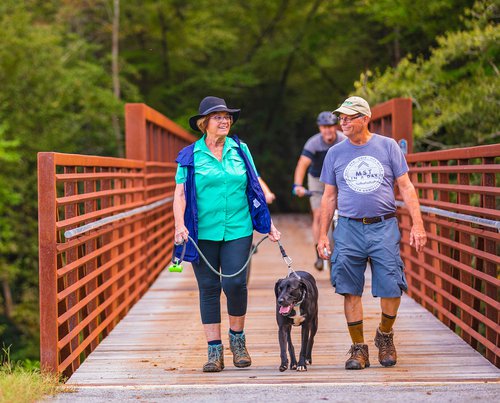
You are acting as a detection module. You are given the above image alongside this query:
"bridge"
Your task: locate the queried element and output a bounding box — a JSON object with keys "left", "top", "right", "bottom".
{"left": 37, "top": 101, "right": 499, "bottom": 399}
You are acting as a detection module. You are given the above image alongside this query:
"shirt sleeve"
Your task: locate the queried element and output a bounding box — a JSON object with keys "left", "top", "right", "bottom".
{"left": 389, "top": 139, "right": 409, "bottom": 178}
{"left": 240, "top": 142, "right": 260, "bottom": 177}
{"left": 301, "top": 136, "right": 316, "bottom": 159}
{"left": 301, "top": 149, "right": 314, "bottom": 159}
{"left": 175, "top": 163, "right": 187, "bottom": 184}
{"left": 320, "top": 148, "right": 337, "bottom": 186}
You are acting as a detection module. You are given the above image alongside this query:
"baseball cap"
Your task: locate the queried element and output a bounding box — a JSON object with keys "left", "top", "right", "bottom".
{"left": 333, "top": 96, "right": 371, "bottom": 117}
{"left": 316, "top": 111, "right": 338, "bottom": 126}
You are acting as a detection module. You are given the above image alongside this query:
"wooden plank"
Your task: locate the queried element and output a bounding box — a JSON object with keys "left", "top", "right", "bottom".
{"left": 66, "top": 215, "right": 500, "bottom": 386}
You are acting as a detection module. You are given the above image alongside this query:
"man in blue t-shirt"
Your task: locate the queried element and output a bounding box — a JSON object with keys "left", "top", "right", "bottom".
{"left": 318, "top": 96, "right": 427, "bottom": 370}
{"left": 293, "top": 111, "right": 345, "bottom": 270}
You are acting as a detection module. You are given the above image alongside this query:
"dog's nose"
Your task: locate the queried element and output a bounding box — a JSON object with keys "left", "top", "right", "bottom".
{"left": 278, "top": 298, "right": 284, "bottom": 304}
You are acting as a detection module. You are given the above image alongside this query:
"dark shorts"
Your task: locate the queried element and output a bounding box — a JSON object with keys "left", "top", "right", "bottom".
{"left": 330, "top": 216, "right": 408, "bottom": 298}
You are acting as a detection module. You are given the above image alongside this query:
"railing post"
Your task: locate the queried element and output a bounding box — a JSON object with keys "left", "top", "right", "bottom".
{"left": 391, "top": 98, "right": 413, "bottom": 154}
{"left": 125, "top": 103, "right": 148, "bottom": 161}
{"left": 422, "top": 162, "right": 441, "bottom": 316}
{"left": 370, "top": 98, "right": 413, "bottom": 154}
{"left": 457, "top": 159, "right": 473, "bottom": 345}
{"left": 438, "top": 160, "right": 452, "bottom": 328}
{"left": 57, "top": 167, "right": 79, "bottom": 376}
{"left": 38, "top": 152, "right": 58, "bottom": 373}
{"left": 481, "top": 156, "right": 498, "bottom": 365}
{"left": 83, "top": 166, "right": 99, "bottom": 353}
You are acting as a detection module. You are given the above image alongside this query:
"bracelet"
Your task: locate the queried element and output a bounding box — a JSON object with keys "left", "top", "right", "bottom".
{"left": 292, "top": 184, "right": 303, "bottom": 189}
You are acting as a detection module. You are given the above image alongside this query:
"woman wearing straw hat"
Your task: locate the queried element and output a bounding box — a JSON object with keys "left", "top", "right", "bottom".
{"left": 173, "top": 96, "right": 281, "bottom": 372}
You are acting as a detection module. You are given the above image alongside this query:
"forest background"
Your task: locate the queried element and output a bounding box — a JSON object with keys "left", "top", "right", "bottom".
{"left": 0, "top": 0, "right": 498, "bottom": 363}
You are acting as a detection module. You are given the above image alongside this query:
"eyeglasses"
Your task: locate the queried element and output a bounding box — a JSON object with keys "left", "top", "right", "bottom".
{"left": 210, "top": 115, "right": 233, "bottom": 123}
{"left": 338, "top": 114, "right": 364, "bottom": 124}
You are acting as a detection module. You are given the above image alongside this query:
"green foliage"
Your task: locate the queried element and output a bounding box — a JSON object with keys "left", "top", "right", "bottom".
{"left": 355, "top": 0, "right": 499, "bottom": 149}
{"left": 356, "top": 0, "right": 474, "bottom": 64}
{"left": 0, "top": 1, "right": 138, "bottom": 360}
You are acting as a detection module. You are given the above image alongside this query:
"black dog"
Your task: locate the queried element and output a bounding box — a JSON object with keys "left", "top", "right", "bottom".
{"left": 275, "top": 271, "right": 318, "bottom": 371}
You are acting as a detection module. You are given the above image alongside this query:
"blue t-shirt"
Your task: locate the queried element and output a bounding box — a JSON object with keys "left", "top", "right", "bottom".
{"left": 301, "top": 131, "right": 346, "bottom": 177}
{"left": 320, "top": 134, "right": 408, "bottom": 218}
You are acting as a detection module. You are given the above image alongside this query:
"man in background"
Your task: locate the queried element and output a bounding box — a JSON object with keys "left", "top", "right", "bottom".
{"left": 293, "top": 111, "right": 345, "bottom": 270}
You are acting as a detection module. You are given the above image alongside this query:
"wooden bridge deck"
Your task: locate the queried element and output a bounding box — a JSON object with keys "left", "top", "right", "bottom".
{"left": 66, "top": 215, "right": 499, "bottom": 387}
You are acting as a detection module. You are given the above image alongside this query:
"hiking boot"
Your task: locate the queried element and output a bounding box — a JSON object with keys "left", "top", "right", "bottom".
{"left": 314, "top": 258, "right": 324, "bottom": 270}
{"left": 345, "top": 343, "right": 370, "bottom": 370}
{"left": 374, "top": 327, "right": 397, "bottom": 367}
{"left": 203, "top": 344, "right": 224, "bottom": 372}
{"left": 229, "top": 332, "right": 252, "bottom": 368}
{"left": 314, "top": 245, "right": 324, "bottom": 271}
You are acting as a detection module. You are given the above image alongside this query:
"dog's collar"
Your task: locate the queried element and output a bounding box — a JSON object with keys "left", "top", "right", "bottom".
{"left": 294, "top": 289, "right": 306, "bottom": 309}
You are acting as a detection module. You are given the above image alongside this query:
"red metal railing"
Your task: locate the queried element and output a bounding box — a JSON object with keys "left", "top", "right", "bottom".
{"left": 370, "top": 98, "right": 413, "bottom": 153}
{"left": 397, "top": 144, "right": 500, "bottom": 367}
{"left": 38, "top": 106, "right": 196, "bottom": 376}
{"left": 125, "top": 103, "right": 195, "bottom": 162}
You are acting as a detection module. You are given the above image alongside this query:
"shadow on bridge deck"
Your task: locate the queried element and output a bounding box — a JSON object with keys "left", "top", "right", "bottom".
{"left": 63, "top": 215, "right": 499, "bottom": 389}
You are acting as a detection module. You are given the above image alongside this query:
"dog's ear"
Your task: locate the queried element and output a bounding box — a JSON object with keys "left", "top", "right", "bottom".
{"left": 274, "top": 279, "right": 282, "bottom": 297}
{"left": 300, "top": 280, "right": 307, "bottom": 293}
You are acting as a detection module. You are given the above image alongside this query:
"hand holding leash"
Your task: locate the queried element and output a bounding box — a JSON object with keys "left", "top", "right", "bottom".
{"left": 268, "top": 223, "right": 281, "bottom": 242}
{"left": 174, "top": 225, "right": 189, "bottom": 244}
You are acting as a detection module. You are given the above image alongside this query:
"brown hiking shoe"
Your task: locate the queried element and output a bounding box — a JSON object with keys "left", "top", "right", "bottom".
{"left": 229, "top": 332, "right": 252, "bottom": 368}
{"left": 345, "top": 343, "right": 370, "bottom": 370}
{"left": 203, "top": 344, "right": 224, "bottom": 372}
{"left": 374, "top": 327, "right": 397, "bottom": 367}
{"left": 314, "top": 258, "right": 324, "bottom": 270}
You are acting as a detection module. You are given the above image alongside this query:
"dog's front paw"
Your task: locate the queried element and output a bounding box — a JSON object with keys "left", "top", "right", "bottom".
{"left": 296, "top": 365, "right": 307, "bottom": 372}
{"left": 279, "top": 364, "right": 288, "bottom": 372}
{"left": 305, "top": 358, "right": 312, "bottom": 365}
{"left": 290, "top": 362, "right": 297, "bottom": 370}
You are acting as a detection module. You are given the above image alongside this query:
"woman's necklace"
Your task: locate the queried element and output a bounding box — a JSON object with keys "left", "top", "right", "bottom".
{"left": 206, "top": 136, "right": 225, "bottom": 161}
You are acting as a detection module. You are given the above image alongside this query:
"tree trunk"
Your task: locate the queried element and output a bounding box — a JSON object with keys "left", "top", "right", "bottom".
{"left": 393, "top": 25, "right": 401, "bottom": 66}
{"left": 112, "top": 0, "right": 123, "bottom": 157}
{"left": 1, "top": 278, "right": 13, "bottom": 319}
{"left": 245, "top": 0, "right": 290, "bottom": 63}
{"left": 265, "top": 0, "right": 324, "bottom": 130}
{"left": 158, "top": 9, "right": 171, "bottom": 80}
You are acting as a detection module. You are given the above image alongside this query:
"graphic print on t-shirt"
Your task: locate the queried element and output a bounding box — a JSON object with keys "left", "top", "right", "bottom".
{"left": 343, "top": 156, "right": 384, "bottom": 193}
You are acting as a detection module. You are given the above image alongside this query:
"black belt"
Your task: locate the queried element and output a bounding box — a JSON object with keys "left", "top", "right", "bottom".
{"left": 343, "top": 212, "right": 397, "bottom": 225}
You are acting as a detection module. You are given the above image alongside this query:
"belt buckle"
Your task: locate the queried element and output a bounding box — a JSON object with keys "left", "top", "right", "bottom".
{"left": 362, "top": 217, "right": 369, "bottom": 224}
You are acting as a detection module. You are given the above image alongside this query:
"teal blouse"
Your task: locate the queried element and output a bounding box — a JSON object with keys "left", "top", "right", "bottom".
{"left": 175, "top": 135, "right": 259, "bottom": 241}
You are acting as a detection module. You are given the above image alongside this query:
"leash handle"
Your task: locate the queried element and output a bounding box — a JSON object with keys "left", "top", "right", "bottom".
{"left": 171, "top": 241, "right": 187, "bottom": 264}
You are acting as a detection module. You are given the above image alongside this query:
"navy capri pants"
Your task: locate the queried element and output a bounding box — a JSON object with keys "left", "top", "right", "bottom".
{"left": 191, "top": 235, "right": 253, "bottom": 324}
